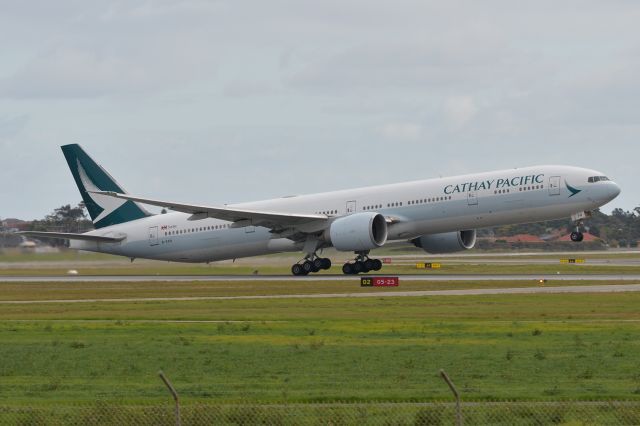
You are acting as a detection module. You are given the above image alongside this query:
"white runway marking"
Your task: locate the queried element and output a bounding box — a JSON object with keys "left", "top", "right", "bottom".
{"left": 2, "top": 284, "right": 640, "bottom": 304}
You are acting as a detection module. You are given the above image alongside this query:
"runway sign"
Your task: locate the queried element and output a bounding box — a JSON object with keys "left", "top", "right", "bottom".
{"left": 361, "top": 277, "right": 399, "bottom": 287}
{"left": 416, "top": 262, "right": 442, "bottom": 269}
{"left": 383, "top": 258, "right": 392, "bottom": 264}
{"left": 560, "top": 259, "right": 585, "bottom": 264}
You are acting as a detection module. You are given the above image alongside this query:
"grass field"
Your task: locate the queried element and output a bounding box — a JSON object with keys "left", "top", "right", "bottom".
{"left": 0, "top": 278, "right": 636, "bottom": 302}
{"left": 2, "top": 249, "right": 640, "bottom": 416}
{"left": 3, "top": 262, "right": 640, "bottom": 277}
{"left": 3, "top": 247, "right": 640, "bottom": 263}
{"left": 1, "top": 288, "right": 640, "bottom": 405}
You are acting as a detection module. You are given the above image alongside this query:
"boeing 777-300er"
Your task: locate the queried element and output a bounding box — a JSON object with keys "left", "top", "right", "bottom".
{"left": 21, "top": 144, "right": 621, "bottom": 275}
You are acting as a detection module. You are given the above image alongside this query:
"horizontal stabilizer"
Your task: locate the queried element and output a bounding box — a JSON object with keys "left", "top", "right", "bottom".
{"left": 18, "top": 231, "right": 126, "bottom": 243}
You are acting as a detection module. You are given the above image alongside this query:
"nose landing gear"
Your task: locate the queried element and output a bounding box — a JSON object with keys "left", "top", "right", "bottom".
{"left": 342, "top": 251, "right": 383, "bottom": 275}
{"left": 569, "top": 211, "right": 591, "bottom": 243}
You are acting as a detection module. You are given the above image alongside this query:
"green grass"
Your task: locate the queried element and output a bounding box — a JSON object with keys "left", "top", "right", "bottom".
{"left": 0, "top": 250, "right": 117, "bottom": 263}
{"left": 0, "top": 279, "right": 635, "bottom": 302}
{"left": 2, "top": 247, "right": 639, "bottom": 263}
{"left": 1, "top": 291, "right": 640, "bottom": 405}
{"left": 3, "top": 262, "right": 640, "bottom": 276}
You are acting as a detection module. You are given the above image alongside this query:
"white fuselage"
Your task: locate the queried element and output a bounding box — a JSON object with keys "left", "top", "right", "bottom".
{"left": 72, "top": 165, "right": 621, "bottom": 262}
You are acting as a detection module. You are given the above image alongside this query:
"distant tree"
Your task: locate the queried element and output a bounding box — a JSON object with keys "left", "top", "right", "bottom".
{"left": 45, "top": 203, "right": 86, "bottom": 223}
{"left": 28, "top": 202, "right": 92, "bottom": 246}
{"left": 612, "top": 208, "right": 629, "bottom": 219}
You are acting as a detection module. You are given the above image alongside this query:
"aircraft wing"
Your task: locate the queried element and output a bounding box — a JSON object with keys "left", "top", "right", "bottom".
{"left": 18, "top": 231, "right": 126, "bottom": 243}
{"left": 91, "top": 191, "right": 329, "bottom": 231}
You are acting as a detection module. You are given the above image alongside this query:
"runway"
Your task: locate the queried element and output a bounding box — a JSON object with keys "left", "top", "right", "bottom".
{"left": 2, "top": 274, "right": 640, "bottom": 283}
{"left": 2, "top": 283, "right": 640, "bottom": 304}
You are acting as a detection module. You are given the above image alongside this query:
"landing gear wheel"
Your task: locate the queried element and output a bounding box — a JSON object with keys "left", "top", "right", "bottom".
{"left": 342, "top": 263, "right": 354, "bottom": 275}
{"left": 570, "top": 231, "right": 584, "bottom": 242}
{"left": 292, "top": 252, "right": 333, "bottom": 275}
{"left": 320, "top": 258, "right": 332, "bottom": 270}
{"left": 302, "top": 260, "right": 314, "bottom": 274}
{"left": 342, "top": 251, "right": 384, "bottom": 275}
{"left": 291, "top": 264, "right": 306, "bottom": 276}
{"left": 364, "top": 259, "right": 375, "bottom": 272}
{"left": 313, "top": 258, "right": 324, "bottom": 271}
{"left": 372, "top": 259, "right": 382, "bottom": 271}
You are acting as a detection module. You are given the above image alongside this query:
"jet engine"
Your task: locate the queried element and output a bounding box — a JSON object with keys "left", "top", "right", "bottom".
{"left": 411, "top": 230, "right": 476, "bottom": 254}
{"left": 327, "top": 212, "right": 388, "bottom": 251}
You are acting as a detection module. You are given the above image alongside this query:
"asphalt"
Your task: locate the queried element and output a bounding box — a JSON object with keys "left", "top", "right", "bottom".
{"left": 2, "top": 274, "right": 640, "bottom": 283}
{"left": 2, "top": 283, "right": 640, "bottom": 304}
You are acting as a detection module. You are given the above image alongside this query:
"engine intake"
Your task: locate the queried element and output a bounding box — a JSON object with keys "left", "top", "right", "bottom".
{"left": 328, "top": 212, "right": 388, "bottom": 252}
{"left": 412, "top": 230, "right": 476, "bottom": 254}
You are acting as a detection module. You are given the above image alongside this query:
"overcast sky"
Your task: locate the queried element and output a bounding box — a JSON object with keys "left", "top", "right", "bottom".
{"left": 1, "top": 1, "right": 638, "bottom": 220}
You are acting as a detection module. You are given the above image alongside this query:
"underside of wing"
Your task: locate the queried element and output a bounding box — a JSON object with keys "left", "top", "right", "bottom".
{"left": 90, "top": 191, "right": 329, "bottom": 232}
{"left": 18, "top": 231, "right": 126, "bottom": 243}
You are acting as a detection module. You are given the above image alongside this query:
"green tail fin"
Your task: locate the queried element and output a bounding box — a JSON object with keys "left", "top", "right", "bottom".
{"left": 61, "top": 144, "right": 151, "bottom": 229}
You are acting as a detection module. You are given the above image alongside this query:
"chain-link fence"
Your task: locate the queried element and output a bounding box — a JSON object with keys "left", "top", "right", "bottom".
{"left": 2, "top": 400, "right": 640, "bottom": 425}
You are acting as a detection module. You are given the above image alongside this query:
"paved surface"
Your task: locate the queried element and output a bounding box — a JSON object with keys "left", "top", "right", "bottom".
{"left": 2, "top": 283, "right": 640, "bottom": 304}
{"left": 2, "top": 274, "right": 640, "bottom": 283}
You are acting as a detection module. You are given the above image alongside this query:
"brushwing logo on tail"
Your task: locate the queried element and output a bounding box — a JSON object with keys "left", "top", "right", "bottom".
{"left": 77, "top": 161, "right": 128, "bottom": 223}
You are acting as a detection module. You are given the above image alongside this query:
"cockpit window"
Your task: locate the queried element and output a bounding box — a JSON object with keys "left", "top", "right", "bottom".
{"left": 588, "top": 176, "right": 610, "bottom": 183}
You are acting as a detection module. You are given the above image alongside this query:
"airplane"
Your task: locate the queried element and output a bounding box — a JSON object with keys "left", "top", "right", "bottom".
{"left": 21, "top": 144, "right": 621, "bottom": 275}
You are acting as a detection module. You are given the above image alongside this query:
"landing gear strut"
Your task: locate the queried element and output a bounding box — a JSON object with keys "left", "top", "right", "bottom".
{"left": 342, "top": 251, "right": 383, "bottom": 275}
{"left": 291, "top": 255, "right": 332, "bottom": 276}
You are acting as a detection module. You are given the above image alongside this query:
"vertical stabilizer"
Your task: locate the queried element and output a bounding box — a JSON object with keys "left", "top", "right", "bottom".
{"left": 61, "top": 144, "right": 151, "bottom": 229}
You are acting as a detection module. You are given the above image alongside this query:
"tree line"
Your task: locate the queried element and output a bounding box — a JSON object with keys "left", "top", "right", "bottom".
{"left": 487, "top": 208, "right": 640, "bottom": 247}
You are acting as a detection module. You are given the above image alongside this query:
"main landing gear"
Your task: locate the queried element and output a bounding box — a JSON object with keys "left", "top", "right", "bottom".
{"left": 291, "top": 255, "right": 332, "bottom": 276}
{"left": 342, "top": 251, "right": 383, "bottom": 275}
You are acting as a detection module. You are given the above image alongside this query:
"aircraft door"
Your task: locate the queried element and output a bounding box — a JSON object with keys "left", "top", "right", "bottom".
{"left": 549, "top": 176, "right": 561, "bottom": 196}
{"left": 148, "top": 226, "right": 159, "bottom": 246}
{"left": 346, "top": 200, "right": 356, "bottom": 215}
{"left": 467, "top": 192, "right": 478, "bottom": 206}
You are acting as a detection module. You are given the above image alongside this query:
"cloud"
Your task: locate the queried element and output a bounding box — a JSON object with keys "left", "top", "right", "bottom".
{"left": 443, "top": 96, "right": 478, "bottom": 128}
{"left": 223, "top": 80, "right": 277, "bottom": 98}
{"left": 0, "top": 41, "right": 218, "bottom": 99}
{"left": 379, "top": 122, "right": 423, "bottom": 141}
{"left": 0, "top": 115, "right": 29, "bottom": 138}
{"left": 289, "top": 44, "right": 488, "bottom": 92}
{"left": 1, "top": 1, "right": 640, "bottom": 217}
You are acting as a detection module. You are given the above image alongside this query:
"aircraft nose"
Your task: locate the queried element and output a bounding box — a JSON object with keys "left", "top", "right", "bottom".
{"left": 602, "top": 181, "right": 621, "bottom": 202}
{"left": 610, "top": 182, "right": 622, "bottom": 199}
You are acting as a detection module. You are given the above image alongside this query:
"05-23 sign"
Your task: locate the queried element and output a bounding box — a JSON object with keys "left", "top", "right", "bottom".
{"left": 361, "top": 277, "right": 399, "bottom": 287}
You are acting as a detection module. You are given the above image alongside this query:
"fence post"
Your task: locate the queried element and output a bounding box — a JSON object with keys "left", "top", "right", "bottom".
{"left": 440, "top": 369, "right": 462, "bottom": 426}
{"left": 159, "top": 370, "right": 181, "bottom": 426}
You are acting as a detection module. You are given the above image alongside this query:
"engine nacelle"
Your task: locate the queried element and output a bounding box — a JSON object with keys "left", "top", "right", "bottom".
{"left": 328, "top": 212, "right": 388, "bottom": 252}
{"left": 412, "top": 230, "right": 477, "bottom": 254}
